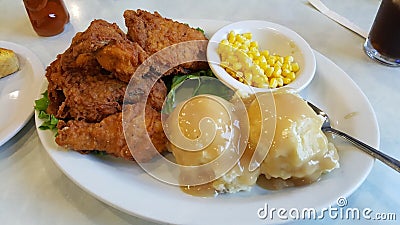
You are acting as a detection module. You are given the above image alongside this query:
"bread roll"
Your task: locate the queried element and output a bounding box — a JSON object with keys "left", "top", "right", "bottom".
{"left": 0, "top": 48, "right": 19, "bottom": 78}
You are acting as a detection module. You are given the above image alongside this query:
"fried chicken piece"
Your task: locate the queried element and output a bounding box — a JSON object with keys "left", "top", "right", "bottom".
{"left": 124, "top": 9, "right": 207, "bottom": 54}
{"left": 46, "top": 65, "right": 167, "bottom": 122}
{"left": 60, "top": 19, "right": 148, "bottom": 83}
{"left": 95, "top": 40, "right": 149, "bottom": 83}
{"left": 57, "top": 72, "right": 127, "bottom": 122}
{"left": 45, "top": 56, "right": 65, "bottom": 116}
{"left": 45, "top": 55, "right": 125, "bottom": 122}
{"left": 123, "top": 9, "right": 209, "bottom": 74}
{"left": 46, "top": 56, "right": 167, "bottom": 123}
{"left": 56, "top": 104, "right": 166, "bottom": 162}
{"left": 60, "top": 19, "right": 125, "bottom": 73}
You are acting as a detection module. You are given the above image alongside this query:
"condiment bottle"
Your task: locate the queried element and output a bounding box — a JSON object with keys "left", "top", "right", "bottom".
{"left": 23, "top": 0, "right": 70, "bottom": 37}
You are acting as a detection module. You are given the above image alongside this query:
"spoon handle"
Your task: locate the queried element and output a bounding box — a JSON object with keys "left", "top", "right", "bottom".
{"left": 324, "top": 127, "right": 400, "bottom": 173}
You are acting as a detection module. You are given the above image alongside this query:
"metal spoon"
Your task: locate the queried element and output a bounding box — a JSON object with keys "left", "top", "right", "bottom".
{"left": 307, "top": 101, "right": 400, "bottom": 173}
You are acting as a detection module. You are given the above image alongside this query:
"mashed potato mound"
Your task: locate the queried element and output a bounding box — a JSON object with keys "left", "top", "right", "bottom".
{"left": 166, "top": 94, "right": 257, "bottom": 194}
{"left": 250, "top": 91, "right": 339, "bottom": 188}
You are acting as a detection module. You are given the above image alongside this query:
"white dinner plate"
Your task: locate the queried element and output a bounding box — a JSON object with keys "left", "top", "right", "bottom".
{"left": 0, "top": 41, "right": 44, "bottom": 147}
{"left": 35, "top": 20, "right": 378, "bottom": 225}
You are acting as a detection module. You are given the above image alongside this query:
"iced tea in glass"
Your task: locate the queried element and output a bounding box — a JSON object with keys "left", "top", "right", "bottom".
{"left": 364, "top": 0, "right": 400, "bottom": 66}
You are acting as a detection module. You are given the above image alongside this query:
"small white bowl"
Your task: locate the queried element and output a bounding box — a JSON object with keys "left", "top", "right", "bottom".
{"left": 207, "top": 20, "right": 316, "bottom": 94}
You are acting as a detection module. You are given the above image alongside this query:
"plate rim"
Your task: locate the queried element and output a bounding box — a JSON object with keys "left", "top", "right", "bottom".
{"left": 0, "top": 40, "right": 44, "bottom": 147}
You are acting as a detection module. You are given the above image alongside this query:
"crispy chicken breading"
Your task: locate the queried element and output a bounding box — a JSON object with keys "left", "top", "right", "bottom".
{"left": 44, "top": 10, "right": 211, "bottom": 162}
{"left": 50, "top": 71, "right": 127, "bottom": 122}
{"left": 44, "top": 18, "right": 169, "bottom": 161}
{"left": 56, "top": 104, "right": 166, "bottom": 162}
{"left": 46, "top": 57, "right": 167, "bottom": 123}
{"left": 124, "top": 9, "right": 207, "bottom": 55}
{"left": 60, "top": 19, "right": 149, "bottom": 83}
{"left": 95, "top": 39, "right": 149, "bottom": 83}
{"left": 123, "top": 9, "right": 209, "bottom": 75}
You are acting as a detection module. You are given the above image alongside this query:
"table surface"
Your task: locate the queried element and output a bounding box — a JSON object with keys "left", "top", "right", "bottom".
{"left": 1, "top": 0, "right": 399, "bottom": 224}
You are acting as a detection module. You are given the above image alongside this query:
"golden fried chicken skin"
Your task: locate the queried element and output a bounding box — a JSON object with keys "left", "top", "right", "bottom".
{"left": 56, "top": 104, "right": 166, "bottom": 162}
{"left": 44, "top": 18, "right": 169, "bottom": 161}
{"left": 123, "top": 9, "right": 209, "bottom": 74}
{"left": 60, "top": 19, "right": 149, "bottom": 83}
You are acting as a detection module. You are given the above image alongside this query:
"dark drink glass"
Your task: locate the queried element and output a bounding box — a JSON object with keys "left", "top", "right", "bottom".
{"left": 364, "top": 0, "right": 400, "bottom": 67}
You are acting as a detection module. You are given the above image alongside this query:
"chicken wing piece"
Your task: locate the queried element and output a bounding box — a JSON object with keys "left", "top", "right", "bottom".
{"left": 56, "top": 104, "right": 167, "bottom": 162}
{"left": 123, "top": 9, "right": 209, "bottom": 74}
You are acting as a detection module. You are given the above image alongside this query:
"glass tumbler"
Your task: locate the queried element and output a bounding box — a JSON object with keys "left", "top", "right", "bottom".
{"left": 364, "top": 0, "right": 400, "bottom": 67}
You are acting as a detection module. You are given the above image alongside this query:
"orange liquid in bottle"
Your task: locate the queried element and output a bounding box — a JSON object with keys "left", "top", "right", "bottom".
{"left": 23, "top": 0, "right": 70, "bottom": 37}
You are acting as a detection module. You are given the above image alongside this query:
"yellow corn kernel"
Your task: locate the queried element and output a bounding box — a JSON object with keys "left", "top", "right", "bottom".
{"left": 277, "top": 56, "right": 284, "bottom": 64}
{"left": 261, "top": 50, "right": 270, "bottom": 58}
{"left": 239, "top": 45, "right": 248, "bottom": 52}
{"left": 267, "top": 57, "right": 276, "bottom": 66}
{"left": 273, "top": 65, "right": 282, "bottom": 77}
{"left": 249, "top": 46, "right": 258, "bottom": 53}
{"left": 257, "top": 55, "right": 267, "bottom": 63}
{"left": 265, "top": 66, "right": 274, "bottom": 77}
{"left": 259, "top": 61, "right": 269, "bottom": 71}
{"left": 284, "top": 56, "right": 294, "bottom": 63}
{"left": 243, "top": 39, "right": 251, "bottom": 48}
{"left": 287, "top": 72, "right": 296, "bottom": 80}
{"left": 291, "top": 62, "right": 300, "bottom": 72}
{"left": 232, "top": 42, "right": 241, "bottom": 49}
{"left": 250, "top": 41, "right": 258, "bottom": 48}
{"left": 269, "top": 78, "right": 278, "bottom": 88}
{"left": 247, "top": 52, "right": 255, "bottom": 59}
{"left": 282, "top": 63, "right": 290, "bottom": 71}
{"left": 228, "top": 31, "right": 236, "bottom": 43}
{"left": 236, "top": 34, "right": 245, "bottom": 43}
{"left": 282, "top": 69, "right": 291, "bottom": 76}
{"left": 283, "top": 77, "right": 292, "bottom": 84}
{"left": 243, "top": 32, "right": 252, "bottom": 39}
{"left": 276, "top": 77, "right": 284, "bottom": 87}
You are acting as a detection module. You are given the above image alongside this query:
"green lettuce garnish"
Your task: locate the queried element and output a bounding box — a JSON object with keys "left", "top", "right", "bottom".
{"left": 34, "top": 90, "right": 59, "bottom": 134}
{"left": 162, "top": 70, "right": 234, "bottom": 114}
